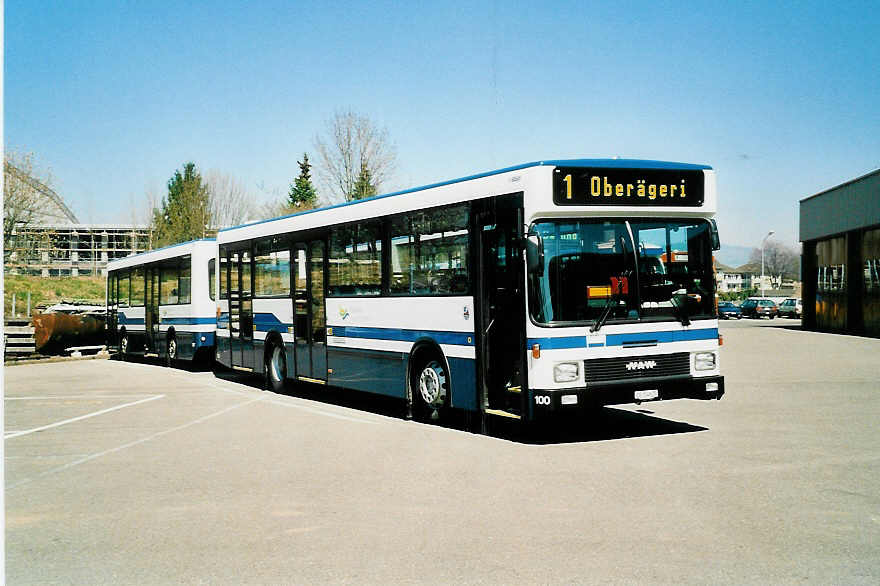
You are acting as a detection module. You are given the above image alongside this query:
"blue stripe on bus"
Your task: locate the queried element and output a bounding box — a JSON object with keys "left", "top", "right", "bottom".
{"left": 332, "top": 326, "right": 474, "bottom": 346}
{"left": 527, "top": 328, "right": 719, "bottom": 349}
{"left": 253, "top": 312, "right": 287, "bottom": 326}
{"left": 162, "top": 317, "right": 216, "bottom": 325}
{"left": 214, "top": 312, "right": 291, "bottom": 332}
{"left": 117, "top": 314, "right": 145, "bottom": 325}
{"left": 253, "top": 312, "right": 292, "bottom": 332}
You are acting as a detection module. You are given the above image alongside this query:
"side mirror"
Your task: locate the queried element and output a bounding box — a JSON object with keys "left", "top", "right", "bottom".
{"left": 525, "top": 233, "right": 544, "bottom": 276}
{"left": 709, "top": 219, "right": 721, "bottom": 251}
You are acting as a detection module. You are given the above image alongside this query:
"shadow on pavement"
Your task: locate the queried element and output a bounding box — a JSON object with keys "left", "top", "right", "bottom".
{"left": 150, "top": 362, "right": 710, "bottom": 445}
{"left": 490, "top": 407, "right": 709, "bottom": 445}
{"left": 213, "top": 367, "right": 410, "bottom": 420}
{"left": 111, "top": 351, "right": 217, "bottom": 372}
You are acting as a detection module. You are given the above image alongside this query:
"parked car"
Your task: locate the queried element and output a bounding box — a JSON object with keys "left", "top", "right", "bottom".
{"left": 718, "top": 301, "right": 742, "bottom": 319}
{"left": 741, "top": 298, "right": 778, "bottom": 319}
{"left": 777, "top": 298, "right": 802, "bottom": 318}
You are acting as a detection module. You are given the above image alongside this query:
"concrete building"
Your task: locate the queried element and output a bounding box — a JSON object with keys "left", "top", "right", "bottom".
{"left": 800, "top": 168, "right": 880, "bottom": 337}
{"left": 3, "top": 164, "right": 154, "bottom": 276}
{"left": 6, "top": 223, "right": 153, "bottom": 276}
{"left": 716, "top": 270, "right": 745, "bottom": 293}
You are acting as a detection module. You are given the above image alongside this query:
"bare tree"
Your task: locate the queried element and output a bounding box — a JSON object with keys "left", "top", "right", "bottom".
{"left": 4, "top": 151, "right": 51, "bottom": 260}
{"left": 748, "top": 240, "right": 800, "bottom": 281}
{"left": 204, "top": 170, "right": 256, "bottom": 229}
{"left": 313, "top": 109, "right": 397, "bottom": 201}
{"left": 257, "top": 199, "right": 294, "bottom": 221}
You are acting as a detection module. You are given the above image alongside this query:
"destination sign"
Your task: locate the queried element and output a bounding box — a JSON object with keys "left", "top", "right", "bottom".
{"left": 552, "top": 167, "right": 705, "bottom": 207}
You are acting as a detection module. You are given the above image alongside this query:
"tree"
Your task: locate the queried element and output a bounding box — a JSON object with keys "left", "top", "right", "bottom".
{"left": 748, "top": 240, "right": 800, "bottom": 282}
{"left": 313, "top": 109, "right": 396, "bottom": 202}
{"left": 351, "top": 161, "right": 377, "bottom": 200}
{"left": 205, "top": 170, "right": 255, "bottom": 229}
{"left": 287, "top": 153, "right": 318, "bottom": 209}
{"left": 4, "top": 152, "right": 53, "bottom": 261}
{"left": 151, "top": 162, "right": 210, "bottom": 247}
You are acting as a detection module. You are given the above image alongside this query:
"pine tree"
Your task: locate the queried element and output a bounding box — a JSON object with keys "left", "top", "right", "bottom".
{"left": 152, "top": 162, "right": 211, "bottom": 247}
{"left": 351, "top": 162, "right": 377, "bottom": 200}
{"left": 288, "top": 153, "right": 318, "bottom": 209}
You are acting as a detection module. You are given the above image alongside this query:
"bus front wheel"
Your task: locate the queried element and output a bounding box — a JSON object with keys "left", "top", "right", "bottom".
{"left": 412, "top": 358, "right": 448, "bottom": 422}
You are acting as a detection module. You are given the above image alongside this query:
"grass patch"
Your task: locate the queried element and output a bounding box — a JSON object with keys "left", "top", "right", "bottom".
{"left": 4, "top": 274, "right": 105, "bottom": 316}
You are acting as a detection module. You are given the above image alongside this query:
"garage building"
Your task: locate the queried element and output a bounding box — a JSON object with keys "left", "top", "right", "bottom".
{"left": 800, "top": 169, "right": 880, "bottom": 337}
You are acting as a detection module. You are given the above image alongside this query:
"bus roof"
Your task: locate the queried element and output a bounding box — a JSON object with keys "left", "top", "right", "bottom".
{"left": 106, "top": 238, "right": 215, "bottom": 271}
{"left": 219, "top": 159, "right": 712, "bottom": 234}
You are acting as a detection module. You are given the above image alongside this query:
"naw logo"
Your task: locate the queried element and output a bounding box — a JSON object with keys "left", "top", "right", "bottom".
{"left": 338, "top": 307, "right": 350, "bottom": 320}
{"left": 625, "top": 360, "right": 657, "bottom": 371}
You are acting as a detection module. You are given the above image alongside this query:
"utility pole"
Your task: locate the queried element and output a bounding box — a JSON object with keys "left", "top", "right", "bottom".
{"left": 761, "top": 231, "right": 775, "bottom": 298}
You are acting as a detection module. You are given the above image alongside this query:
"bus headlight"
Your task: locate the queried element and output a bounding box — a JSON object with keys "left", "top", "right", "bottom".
{"left": 553, "top": 362, "right": 579, "bottom": 383}
{"left": 694, "top": 352, "right": 717, "bottom": 371}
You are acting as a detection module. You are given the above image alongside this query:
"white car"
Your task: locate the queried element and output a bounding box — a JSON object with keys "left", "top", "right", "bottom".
{"left": 777, "top": 298, "right": 802, "bottom": 318}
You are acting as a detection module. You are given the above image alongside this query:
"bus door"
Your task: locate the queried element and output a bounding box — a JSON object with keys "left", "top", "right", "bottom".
{"left": 229, "top": 249, "right": 255, "bottom": 370}
{"left": 107, "top": 273, "right": 118, "bottom": 348}
{"left": 293, "top": 240, "right": 327, "bottom": 382}
{"left": 476, "top": 194, "right": 526, "bottom": 415}
{"left": 145, "top": 266, "right": 160, "bottom": 354}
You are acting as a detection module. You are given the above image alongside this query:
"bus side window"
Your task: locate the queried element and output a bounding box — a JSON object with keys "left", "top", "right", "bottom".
{"left": 389, "top": 203, "right": 469, "bottom": 296}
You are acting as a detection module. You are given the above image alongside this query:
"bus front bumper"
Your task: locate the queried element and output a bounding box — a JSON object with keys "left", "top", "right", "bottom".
{"left": 528, "top": 375, "right": 724, "bottom": 419}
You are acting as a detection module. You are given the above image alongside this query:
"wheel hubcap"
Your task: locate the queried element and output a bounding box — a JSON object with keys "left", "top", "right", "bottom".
{"left": 418, "top": 362, "right": 446, "bottom": 407}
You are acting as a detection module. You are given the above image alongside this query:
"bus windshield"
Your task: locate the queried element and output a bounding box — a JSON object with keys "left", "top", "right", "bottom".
{"left": 529, "top": 219, "right": 715, "bottom": 325}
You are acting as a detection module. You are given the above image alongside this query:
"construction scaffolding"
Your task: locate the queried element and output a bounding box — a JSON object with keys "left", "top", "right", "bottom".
{"left": 5, "top": 223, "right": 154, "bottom": 276}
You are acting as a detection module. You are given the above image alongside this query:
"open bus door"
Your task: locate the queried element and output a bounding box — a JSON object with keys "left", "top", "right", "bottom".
{"left": 475, "top": 193, "right": 527, "bottom": 420}
{"left": 293, "top": 240, "right": 327, "bottom": 383}
{"left": 228, "top": 248, "right": 255, "bottom": 370}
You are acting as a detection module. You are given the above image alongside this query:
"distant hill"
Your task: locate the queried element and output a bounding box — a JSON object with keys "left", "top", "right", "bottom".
{"left": 716, "top": 244, "right": 753, "bottom": 268}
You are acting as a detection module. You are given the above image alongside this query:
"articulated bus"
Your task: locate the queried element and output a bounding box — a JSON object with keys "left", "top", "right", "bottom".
{"left": 215, "top": 159, "right": 724, "bottom": 424}
{"left": 107, "top": 239, "right": 217, "bottom": 365}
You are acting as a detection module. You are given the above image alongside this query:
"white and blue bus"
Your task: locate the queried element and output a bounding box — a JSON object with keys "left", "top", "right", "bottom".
{"left": 215, "top": 160, "right": 724, "bottom": 423}
{"left": 107, "top": 239, "right": 217, "bottom": 365}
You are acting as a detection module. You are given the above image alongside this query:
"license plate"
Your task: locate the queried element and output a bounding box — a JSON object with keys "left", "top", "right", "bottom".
{"left": 634, "top": 389, "right": 659, "bottom": 401}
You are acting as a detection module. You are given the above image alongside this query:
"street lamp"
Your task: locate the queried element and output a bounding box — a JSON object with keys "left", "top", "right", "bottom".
{"left": 761, "top": 230, "right": 775, "bottom": 298}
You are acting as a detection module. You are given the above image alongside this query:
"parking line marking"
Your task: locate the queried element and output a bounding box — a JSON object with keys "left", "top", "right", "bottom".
{"left": 5, "top": 394, "right": 159, "bottom": 401}
{"left": 4, "top": 395, "right": 166, "bottom": 439}
{"left": 6, "top": 396, "right": 264, "bottom": 490}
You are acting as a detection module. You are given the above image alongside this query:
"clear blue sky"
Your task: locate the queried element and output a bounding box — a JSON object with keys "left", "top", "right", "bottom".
{"left": 6, "top": 1, "right": 879, "bottom": 250}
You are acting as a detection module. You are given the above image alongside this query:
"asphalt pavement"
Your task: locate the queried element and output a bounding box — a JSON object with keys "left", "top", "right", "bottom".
{"left": 5, "top": 318, "right": 879, "bottom": 584}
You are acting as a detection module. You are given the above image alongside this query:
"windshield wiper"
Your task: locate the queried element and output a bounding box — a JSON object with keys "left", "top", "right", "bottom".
{"left": 590, "top": 294, "right": 616, "bottom": 333}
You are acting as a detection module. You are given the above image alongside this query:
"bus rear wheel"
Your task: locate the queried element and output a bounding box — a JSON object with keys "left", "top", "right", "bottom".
{"left": 412, "top": 358, "right": 449, "bottom": 422}
{"left": 265, "top": 343, "right": 287, "bottom": 393}
{"left": 166, "top": 334, "right": 178, "bottom": 368}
